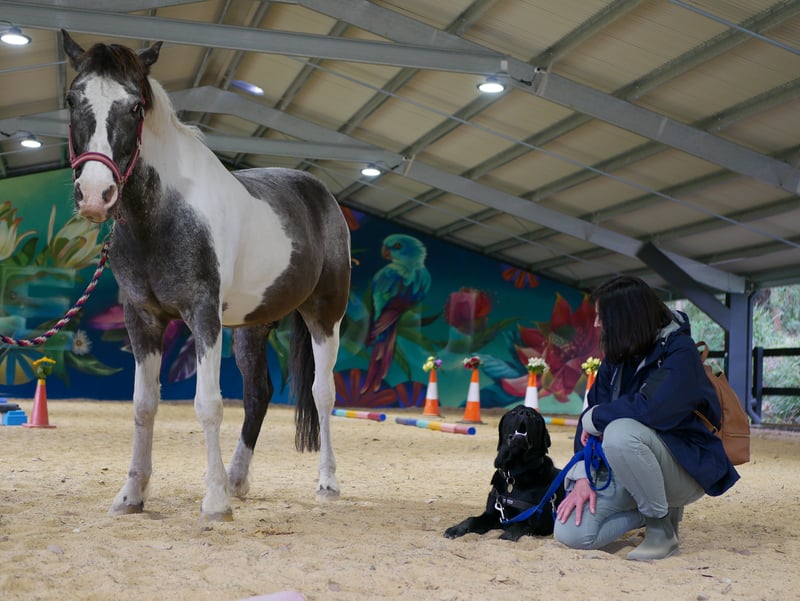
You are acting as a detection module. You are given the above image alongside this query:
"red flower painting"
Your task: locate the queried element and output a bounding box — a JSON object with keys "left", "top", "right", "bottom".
{"left": 501, "top": 294, "right": 600, "bottom": 403}
{"left": 444, "top": 287, "right": 491, "bottom": 334}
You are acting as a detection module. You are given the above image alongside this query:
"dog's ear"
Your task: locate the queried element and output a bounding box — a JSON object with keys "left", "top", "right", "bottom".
{"left": 528, "top": 412, "right": 551, "bottom": 453}
{"left": 496, "top": 412, "right": 508, "bottom": 451}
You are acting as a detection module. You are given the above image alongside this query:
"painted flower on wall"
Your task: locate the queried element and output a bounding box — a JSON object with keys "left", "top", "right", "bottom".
{"left": 501, "top": 265, "right": 540, "bottom": 289}
{"left": 445, "top": 287, "right": 491, "bottom": 334}
{"left": 71, "top": 329, "right": 92, "bottom": 355}
{"left": 42, "top": 210, "right": 105, "bottom": 269}
{"left": 0, "top": 200, "right": 35, "bottom": 261}
{"left": 443, "top": 287, "right": 518, "bottom": 354}
{"left": 501, "top": 294, "right": 600, "bottom": 403}
{"left": 335, "top": 368, "right": 398, "bottom": 407}
{"left": 0, "top": 203, "right": 118, "bottom": 386}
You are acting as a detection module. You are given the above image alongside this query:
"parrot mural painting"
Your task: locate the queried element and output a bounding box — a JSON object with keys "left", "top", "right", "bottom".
{"left": 361, "top": 234, "right": 431, "bottom": 394}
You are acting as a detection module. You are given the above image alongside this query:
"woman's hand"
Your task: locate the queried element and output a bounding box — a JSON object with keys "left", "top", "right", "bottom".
{"left": 556, "top": 478, "right": 596, "bottom": 526}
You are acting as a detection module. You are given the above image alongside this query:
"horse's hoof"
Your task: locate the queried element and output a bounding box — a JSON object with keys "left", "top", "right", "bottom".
{"left": 199, "top": 509, "right": 234, "bottom": 525}
{"left": 109, "top": 502, "right": 144, "bottom": 516}
{"left": 316, "top": 487, "right": 340, "bottom": 502}
{"left": 228, "top": 478, "right": 250, "bottom": 500}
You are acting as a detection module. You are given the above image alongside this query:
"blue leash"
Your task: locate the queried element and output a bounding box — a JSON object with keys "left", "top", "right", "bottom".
{"left": 499, "top": 435, "right": 611, "bottom": 526}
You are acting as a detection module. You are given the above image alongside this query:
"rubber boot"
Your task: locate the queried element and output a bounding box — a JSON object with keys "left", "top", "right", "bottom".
{"left": 627, "top": 515, "right": 679, "bottom": 561}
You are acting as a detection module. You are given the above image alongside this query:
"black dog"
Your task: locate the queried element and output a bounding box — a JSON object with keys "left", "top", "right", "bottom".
{"left": 444, "top": 405, "right": 564, "bottom": 541}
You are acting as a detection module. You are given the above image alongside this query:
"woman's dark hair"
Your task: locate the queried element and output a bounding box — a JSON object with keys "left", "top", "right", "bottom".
{"left": 590, "top": 275, "right": 674, "bottom": 363}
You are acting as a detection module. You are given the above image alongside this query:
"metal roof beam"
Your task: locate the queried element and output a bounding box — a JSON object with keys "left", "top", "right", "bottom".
{"left": 24, "top": 0, "right": 197, "bottom": 9}
{"left": 525, "top": 194, "right": 800, "bottom": 272}
{"left": 3, "top": 85, "right": 744, "bottom": 292}
{"left": 487, "top": 144, "right": 800, "bottom": 256}
{"left": 0, "top": 2, "right": 522, "bottom": 77}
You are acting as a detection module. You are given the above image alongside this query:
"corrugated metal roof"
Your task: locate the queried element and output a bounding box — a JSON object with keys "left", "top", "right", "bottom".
{"left": 1, "top": 0, "right": 798, "bottom": 297}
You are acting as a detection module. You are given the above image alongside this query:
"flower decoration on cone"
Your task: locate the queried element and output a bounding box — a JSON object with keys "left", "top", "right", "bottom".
{"left": 527, "top": 356, "right": 548, "bottom": 376}
{"left": 463, "top": 355, "right": 481, "bottom": 370}
{"left": 581, "top": 357, "right": 601, "bottom": 376}
{"left": 423, "top": 356, "right": 442, "bottom": 372}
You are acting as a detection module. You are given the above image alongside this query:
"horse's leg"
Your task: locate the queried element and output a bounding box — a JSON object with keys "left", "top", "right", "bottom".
{"left": 110, "top": 314, "right": 164, "bottom": 516}
{"left": 228, "top": 324, "right": 274, "bottom": 498}
{"left": 309, "top": 320, "right": 343, "bottom": 500}
{"left": 192, "top": 327, "right": 231, "bottom": 522}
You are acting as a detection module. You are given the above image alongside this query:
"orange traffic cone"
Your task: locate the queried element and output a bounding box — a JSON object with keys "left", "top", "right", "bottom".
{"left": 459, "top": 368, "right": 484, "bottom": 424}
{"left": 523, "top": 371, "right": 539, "bottom": 410}
{"left": 23, "top": 377, "right": 56, "bottom": 428}
{"left": 422, "top": 368, "right": 442, "bottom": 417}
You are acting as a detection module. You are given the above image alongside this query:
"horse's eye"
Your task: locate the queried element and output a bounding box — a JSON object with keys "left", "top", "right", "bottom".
{"left": 132, "top": 102, "right": 143, "bottom": 116}
{"left": 65, "top": 94, "right": 74, "bottom": 109}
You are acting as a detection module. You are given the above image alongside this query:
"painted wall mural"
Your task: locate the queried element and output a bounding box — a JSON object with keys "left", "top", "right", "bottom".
{"left": 0, "top": 169, "right": 599, "bottom": 415}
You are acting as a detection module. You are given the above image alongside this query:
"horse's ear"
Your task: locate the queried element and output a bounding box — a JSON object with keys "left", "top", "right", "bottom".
{"left": 138, "top": 41, "right": 163, "bottom": 71}
{"left": 62, "top": 30, "right": 85, "bottom": 71}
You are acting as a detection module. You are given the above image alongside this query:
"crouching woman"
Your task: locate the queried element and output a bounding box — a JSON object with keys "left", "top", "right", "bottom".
{"left": 554, "top": 276, "right": 739, "bottom": 560}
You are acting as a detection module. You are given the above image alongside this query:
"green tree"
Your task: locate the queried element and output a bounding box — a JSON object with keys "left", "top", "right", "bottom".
{"left": 668, "top": 287, "right": 800, "bottom": 426}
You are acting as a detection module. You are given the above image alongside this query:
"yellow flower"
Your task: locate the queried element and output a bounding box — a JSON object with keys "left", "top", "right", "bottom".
{"left": 423, "top": 356, "right": 442, "bottom": 372}
{"left": 581, "top": 357, "right": 601, "bottom": 375}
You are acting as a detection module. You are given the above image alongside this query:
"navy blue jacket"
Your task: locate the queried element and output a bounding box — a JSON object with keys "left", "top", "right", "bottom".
{"left": 579, "top": 311, "right": 739, "bottom": 497}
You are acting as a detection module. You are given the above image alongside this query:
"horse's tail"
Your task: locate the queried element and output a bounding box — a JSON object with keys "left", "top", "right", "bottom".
{"left": 290, "top": 311, "right": 320, "bottom": 452}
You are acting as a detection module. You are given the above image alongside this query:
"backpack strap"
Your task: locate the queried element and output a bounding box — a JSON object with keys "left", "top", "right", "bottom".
{"left": 694, "top": 340, "right": 721, "bottom": 432}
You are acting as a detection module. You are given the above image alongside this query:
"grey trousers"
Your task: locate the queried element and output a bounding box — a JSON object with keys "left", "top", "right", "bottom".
{"left": 553, "top": 418, "right": 705, "bottom": 550}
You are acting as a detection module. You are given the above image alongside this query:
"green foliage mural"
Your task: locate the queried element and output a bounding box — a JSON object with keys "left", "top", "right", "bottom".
{"left": 0, "top": 172, "right": 121, "bottom": 389}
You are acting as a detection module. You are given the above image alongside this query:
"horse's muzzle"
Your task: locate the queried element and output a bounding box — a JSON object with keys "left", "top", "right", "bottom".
{"left": 74, "top": 179, "right": 118, "bottom": 223}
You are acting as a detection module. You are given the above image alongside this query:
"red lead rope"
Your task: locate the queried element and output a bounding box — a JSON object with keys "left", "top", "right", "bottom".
{"left": 0, "top": 236, "right": 112, "bottom": 347}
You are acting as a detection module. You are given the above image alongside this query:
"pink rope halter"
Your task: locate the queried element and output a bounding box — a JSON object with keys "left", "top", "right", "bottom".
{"left": 68, "top": 99, "right": 146, "bottom": 188}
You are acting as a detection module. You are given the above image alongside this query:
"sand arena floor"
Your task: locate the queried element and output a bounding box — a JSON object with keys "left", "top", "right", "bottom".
{"left": 1, "top": 400, "right": 798, "bottom": 601}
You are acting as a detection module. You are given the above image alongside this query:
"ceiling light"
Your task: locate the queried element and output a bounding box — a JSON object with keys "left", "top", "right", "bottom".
{"left": 1, "top": 25, "right": 31, "bottom": 46}
{"left": 361, "top": 165, "right": 381, "bottom": 177}
{"left": 231, "top": 79, "right": 264, "bottom": 96}
{"left": 477, "top": 75, "right": 505, "bottom": 94}
{"left": 20, "top": 135, "right": 42, "bottom": 149}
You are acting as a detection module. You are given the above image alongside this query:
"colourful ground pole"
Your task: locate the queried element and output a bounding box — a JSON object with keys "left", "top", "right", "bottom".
{"left": 395, "top": 416, "right": 476, "bottom": 435}
{"left": 332, "top": 409, "right": 386, "bottom": 422}
{"left": 542, "top": 416, "right": 579, "bottom": 427}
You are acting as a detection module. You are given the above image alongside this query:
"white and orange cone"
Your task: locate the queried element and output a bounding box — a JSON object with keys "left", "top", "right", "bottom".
{"left": 523, "top": 371, "right": 539, "bottom": 411}
{"left": 459, "top": 368, "right": 484, "bottom": 424}
{"left": 422, "top": 368, "right": 442, "bottom": 417}
{"left": 582, "top": 371, "right": 596, "bottom": 411}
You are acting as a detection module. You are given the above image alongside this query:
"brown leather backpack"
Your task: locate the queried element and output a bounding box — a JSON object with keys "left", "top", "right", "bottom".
{"left": 695, "top": 341, "right": 751, "bottom": 465}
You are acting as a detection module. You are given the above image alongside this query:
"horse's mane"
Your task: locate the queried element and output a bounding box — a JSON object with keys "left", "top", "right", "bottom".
{"left": 80, "top": 42, "right": 203, "bottom": 145}
{"left": 146, "top": 78, "right": 204, "bottom": 144}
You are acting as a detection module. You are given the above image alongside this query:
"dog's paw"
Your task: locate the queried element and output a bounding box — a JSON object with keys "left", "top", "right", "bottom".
{"left": 499, "top": 528, "right": 525, "bottom": 542}
{"left": 444, "top": 526, "right": 467, "bottom": 539}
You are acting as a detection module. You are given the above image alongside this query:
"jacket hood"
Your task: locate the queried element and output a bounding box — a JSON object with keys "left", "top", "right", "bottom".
{"left": 659, "top": 309, "right": 691, "bottom": 341}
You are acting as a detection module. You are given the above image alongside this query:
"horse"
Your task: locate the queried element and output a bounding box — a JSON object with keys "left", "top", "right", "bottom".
{"left": 61, "top": 30, "right": 352, "bottom": 522}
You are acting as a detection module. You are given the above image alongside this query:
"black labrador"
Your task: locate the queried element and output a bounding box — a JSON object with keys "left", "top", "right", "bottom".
{"left": 444, "top": 405, "right": 564, "bottom": 541}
